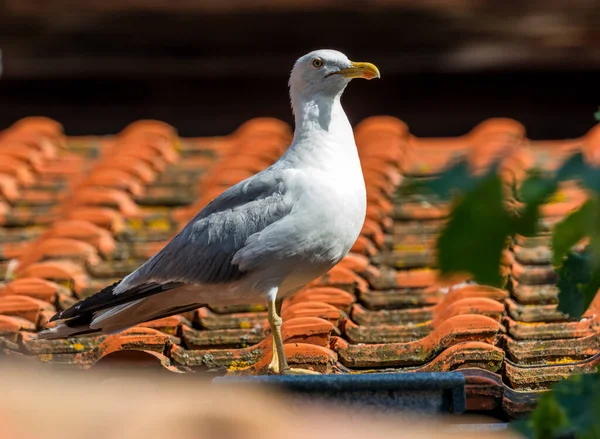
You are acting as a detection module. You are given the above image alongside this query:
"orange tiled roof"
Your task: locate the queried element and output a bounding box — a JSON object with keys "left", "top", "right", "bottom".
{"left": 0, "top": 115, "right": 599, "bottom": 419}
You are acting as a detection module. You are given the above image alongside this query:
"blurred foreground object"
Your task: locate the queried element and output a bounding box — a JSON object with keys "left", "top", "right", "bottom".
{"left": 0, "top": 361, "right": 520, "bottom": 439}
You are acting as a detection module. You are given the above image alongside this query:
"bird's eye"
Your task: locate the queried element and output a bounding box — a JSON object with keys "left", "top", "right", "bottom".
{"left": 312, "top": 58, "right": 324, "bottom": 69}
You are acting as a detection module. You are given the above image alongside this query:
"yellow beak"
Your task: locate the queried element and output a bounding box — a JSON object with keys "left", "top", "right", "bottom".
{"left": 336, "top": 61, "right": 380, "bottom": 80}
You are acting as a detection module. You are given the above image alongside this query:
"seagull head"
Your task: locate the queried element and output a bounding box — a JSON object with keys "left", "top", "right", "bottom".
{"left": 289, "top": 49, "right": 380, "bottom": 107}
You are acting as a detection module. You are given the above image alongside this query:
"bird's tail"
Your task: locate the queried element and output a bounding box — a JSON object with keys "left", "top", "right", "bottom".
{"left": 36, "top": 281, "right": 204, "bottom": 340}
{"left": 36, "top": 300, "right": 141, "bottom": 340}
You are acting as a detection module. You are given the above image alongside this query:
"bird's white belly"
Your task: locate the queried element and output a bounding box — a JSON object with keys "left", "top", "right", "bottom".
{"left": 274, "top": 172, "right": 366, "bottom": 296}
{"left": 197, "top": 192, "right": 364, "bottom": 305}
{"left": 185, "top": 162, "right": 367, "bottom": 306}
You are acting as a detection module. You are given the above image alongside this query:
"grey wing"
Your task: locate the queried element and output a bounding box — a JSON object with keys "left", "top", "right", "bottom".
{"left": 115, "top": 170, "right": 292, "bottom": 292}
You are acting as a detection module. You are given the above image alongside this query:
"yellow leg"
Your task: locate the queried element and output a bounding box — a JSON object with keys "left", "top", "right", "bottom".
{"left": 267, "top": 299, "right": 282, "bottom": 373}
{"left": 267, "top": 297, "right": 319, "bottom": 375}
{"left": 267, "top": 340, "right": 279, "bottom": 373}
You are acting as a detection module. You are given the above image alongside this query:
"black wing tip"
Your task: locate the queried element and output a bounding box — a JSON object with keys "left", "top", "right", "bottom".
{"left": 48, "top": 311, "right": 64, "bottom": 323}
{"left": 51, "top": 280, "right": 186, "bottom": 324}
{"left": 55, "top": 279, "right": 123, "bottom": 322}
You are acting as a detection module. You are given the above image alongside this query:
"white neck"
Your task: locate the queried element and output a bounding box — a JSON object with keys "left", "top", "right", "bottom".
{"left": 280, "top": 90, "right": 358, "bottom": 169}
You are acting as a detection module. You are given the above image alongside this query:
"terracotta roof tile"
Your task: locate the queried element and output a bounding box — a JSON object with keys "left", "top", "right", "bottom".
{"left": 511, "top": 261, "right": 558, "bottom": 285}
{"left": 0, "top": 130, "right": 60, "bottom": 159}
{"left": 504, "top": 316, "right": 597, "bottom": 340}
{"left": 504, "top": 333, "right": 599, "bottom": 366}
{"left": 170, "top": 121, "right": 291, "bottom": 225}
{"left": 0, "top": 155, "right": 37, "bottom": 185}
{"left": 338, "top": 252, "right": 370, "bottom": 274}
{"left": 0, "top": 315, "right": 37, "bottom": 334}
{"left": 365, "top": 266, "right": 439, "bottom": 289}
{"left": 18, "top": 188, "right": 61, "bottom": 207}
{"left": 182, "top": 324, "right": 267, "bottom": 350}
{"left": 171, "top": 316, "right": 332, "bottom": 371}
{"left": 0, "top": 241, "right": 30, "bottom": 261}
{"left": 1, "top": 116, "right": 599, "bottom": 420}
{"left": 118, "top": 119, "right": 178, "bottom": 139}
{"left": 229, "top": 117, "right": 292, "bottom": 144}
{"left": 506, "top": 298, "right": 566, "bottom": 323}
{"left": 4, "top": 128, "right": 66, "bottom": 157}
{"left": 0, "top": 277, "right": 64, "bottom": 301}
{"left": 117, "top": 147, "right": 170, "bottom": 172}
{"left": 235, "top": 343, "right": 337, "bottom": 375}
{"left": 0, "top": 173, "right": 20, "bottom": 202}
{"left": 9, "top": 116, "right": 64, "bottom": 136}
{"left": 93, "top": 349, "right": 190, "bottom": 373}
{"left": 14, "top": 238, "right": 101, "bottom": 273}
{"left": 30, "top": 327, "right": 180, "bottom": 370}
{"left": 358, "top": 288, "right": 442, "bottom": 310}
{"left": 1, "top": 206, "right": 59, "bottom": 227}
{"left": 334, "top": 315, "right": 500, "bottom": 368}
{"left": 0, "top": 294, "right": 55, "bottom": 324}
{"left": 307, "top": 265, "right": 369, "bottom": 293}
{"left": 349, "top": 235, "right": 378, "bottom": 256}
{"left": 64, "top": 187, "right": 142, "bottom": 218}
{"left": 281, "top": 302, "right": 344, "bottom": 324}
{"left": 82, "top": 169, "right": 146, "bottom": 197}
{"left": 504, "top": 354, "right": 600, "bottom": 391}
{"left": 354, "top": 115, "right": 409, "bottom": 139}
{"left": 135, "top": 315, "right": 189, "bottom": 335}
{"left": 0, "top": 142, "right": 47, "bottom": 171}
{"left": 283, "top": 287, "right": 355, "bottom": 314}
{"left": 40, "top": 220, "right": 117, "bottom": 257}
{"left": 351, "top": 294, "right": 504, "bottom": 328}
{"left": 344, "top": 300, "right": 505, "bottom": 345}
{"left": 363, "top": 176, "right": 397, "bottom": 199}
{"left": 197, "top": 307, "right": 266, "bottom": 330}
{"left": 21, "top": 332, "right": 105, "bottom": 355}
{"left": 95, "top": 157, "right": 157, "bottom": 183}
{"left": 16, "top": 260, "right": 90, "bottom": 296}
{"left": 334, "top": 343, "right": 505, "bottom": 375}
{"left": 65, "top": 207, "right": 127, "bottom": 233}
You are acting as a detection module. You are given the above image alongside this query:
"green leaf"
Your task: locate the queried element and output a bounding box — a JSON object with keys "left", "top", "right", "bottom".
{"left": 514, "top": 173, "right": 558, "bottom": 237}
{"left": 556, "top": 153, "right": 600, "bottom": 192}
{"left": 409, "top": 157, "right": 503, "bottom": 200}
{"left": 519, "top": 174, "right": 558, "bottom": 206}
{"left": 547, "top": 372, "right": 600, "bottom": 438}
{"left": 512, "top": 370, "right": 600, "bottom": 439}
{"left": 595, "top": 106, "right": 600, "bottom": 122}
{"left": 553, "top": 196, "right": 600, "bottom": 319}
{"left": 419, "top": 159, "right": 475, "bottom": 199}
{"left": 512, "top": 202, "right": 540, "bottom": 238}
{"left": 556, "top": 153, "right": 588, "bottom": 182}
{"left": 552, "top": 200, "right": 594, "bottom": 266}
{"left": 512, "top": 393, "right": 569, "bottom": 439}
{"left": 436, "top": 174, "right": 511, "bottom": 286}
{"left": 556, "top": 250, "right": 596, "bottom": 319}
{"left": 532, "top": 394, "right": 570, "bottom": 439}
{"left": 585, "top": 196, "right": 600, "bottom": 270}
{"left": 580, "top": 269, "right": 600, "bottom": 319}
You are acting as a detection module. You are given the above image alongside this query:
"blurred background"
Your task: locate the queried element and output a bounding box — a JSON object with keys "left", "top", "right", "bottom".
{"left": 1, "top": 0, "right": 599, "bottom": 138}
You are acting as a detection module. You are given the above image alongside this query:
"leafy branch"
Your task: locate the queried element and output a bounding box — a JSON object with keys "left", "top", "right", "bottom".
{"left": 405, "top": 151, "right": 600, "bottom": 319}
{"left": 399, "top": 149, "right": 600, "bottom": 438}
{"left": 401, "top": 111, "right": 600, "bottom": 439}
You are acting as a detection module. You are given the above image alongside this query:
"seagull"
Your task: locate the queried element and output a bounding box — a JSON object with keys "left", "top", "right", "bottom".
{"left": 37, "top": 49, "right": 380, "bottom": 375}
